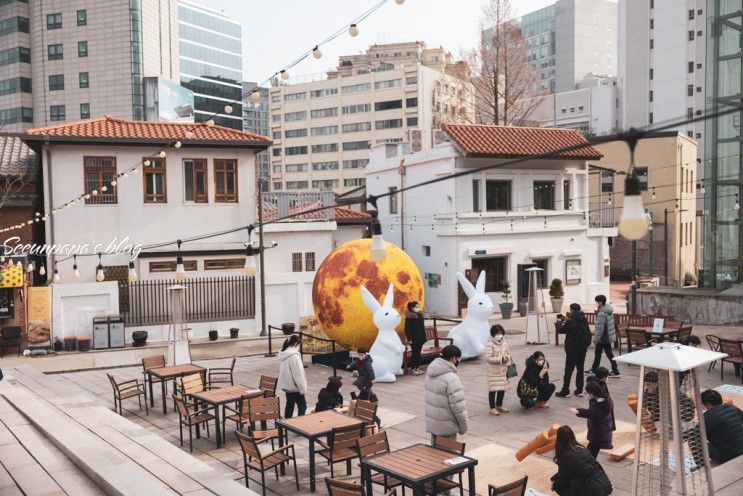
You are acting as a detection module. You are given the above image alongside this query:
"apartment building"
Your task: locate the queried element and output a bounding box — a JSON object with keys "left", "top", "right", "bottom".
{"left": 269, "top": 42, "right": 471, "bottom": 193}
{"left": 243, "top": 82, "right": 270, "bottom": 184}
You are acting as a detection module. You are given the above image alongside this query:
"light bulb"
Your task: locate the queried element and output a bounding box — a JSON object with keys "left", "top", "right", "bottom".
{"left": 74, "top": 266, "right": 80, "bottom": 279}
{"left": 370, "top": 220, "right": 387, "bottom": 262}
{"left": 92, "top": 189, "right": 98, "bottom": 195}
{"left": 313, "top": 45, "right": 322, "bottom": 59}
{"left": 618, "top": 175, "right": 648, "bottom": 240}
{"left": 35, "top": 212, "right": 41, "bottom": 217}
{"left": 128, "top": 261, "right": 138, "bottom": 282}
{"left": 250, "top": 91, "right": 260, "bottom": 102}
{"left": 26, "top": 262, "right": 34, "bottom": 272}
{"left": 395, "top": 0, "right": 405, "bottom": 4}
{"left": 85, "top": 194, "right": 91, "bottom": 199}
{"left": 175, "top": 256, "right": 186, "bottom": 281}
{"left": 651, "top": 187, "right": 656, "bottom": 200}
{"left": 735, "top": 195, "right": 741, "bottom": 211}
{"left": 111, "top": 180, "right": 117, "bottom": 186}
{"left": 144, "top": 159, "right": 151, "bottom": 166}
{"left": 185, "top": 130, "right": 194, "bottom": 139}
{"left": 96, "top": 267, "right": 105, "bottom": 282}
{"left": 159, "top": 150, "right": 166, "bottom": 158}
{"left": 39, "top": 264, "right": 46, "bottom": 276}
{"left": 224, "top": 104, "right": 233, "bottom": 114}
{"left": 122, "top": 172, "right": 129, "bottom": 179}
{"left": 243, "top": 255, "right": 257, "bottom": 277}
{"left": 132, "top": 168, "right": 138, "bottom": 174}
{"left": 349, "top": 24, "right": 359, "bottom": 37}
{"left": 280, "top": 70, "right": 289, "bottom": 80}
{"left": 206, "top": 119, "right": 215, "bottom": 127}
{"left": 34, "top": 218, "right": 39, "bottom": 222}
{"left": 27, "top": 220, "right": 33, "bottom": 225}
{"left": 53, "top": 270, "right": 60, "bottom": 283}
{"left": 16, "top": 260, "right": 22, "bottom": 268}
{"left": 101, "top": 185, "right": 108, "bottom": 192}
{"left": 174, "top": 141, "right": 182, "bottom": 148}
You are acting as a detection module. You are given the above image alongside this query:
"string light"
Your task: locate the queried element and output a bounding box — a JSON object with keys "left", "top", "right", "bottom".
{"left": 185, "top": 130, "right": 194, "bottom": 139}
{"left": 349, "top": 24, "right": 359, "bottom": 37}
{"left": 651, "top": 187, "right": 656, "bottom": 200}
{"left": 95, "top": 253, "right": 105, "bottom": 282}
{"left": 128, "top": 260, "right": 138, "bottom": 282}
{"left": 39, "top": 262, "right": 46, "bottom": 276}
{"left": 143, "top": 159, "right": 151, "bottom": 166}
{"left": 52, "top": 263, "right": 60, "bottom": 283}
{"left": 280, "top": 69, "right": 289, "bottom": 80}
{"left": 735, "top": 194, "right": 740, "bottom": 211}
{"left": 312, "top": 45, "right": 322, "bottom": 59}
{"left": 250, "top": 90, "right": 261, "bottom": 102}
{"left": 206, "top": 119, "right": 215, "bottom": 127}
{"left": 158, "top": 150, "right": 166, "bottom": 158}
{"left": 174, "top": 141, "right": 182, "bottom": 149}
{"left": 175, "top": 240, "right": 186, "bottom": 281}
{"left": 395, "top": 0, "right": 405, "bottom": 4}
{"left": 73, "top": 255, "right": 79, "bottom": 279}
{"left": 224, "top": 105, "right": 233, "bottom": 114}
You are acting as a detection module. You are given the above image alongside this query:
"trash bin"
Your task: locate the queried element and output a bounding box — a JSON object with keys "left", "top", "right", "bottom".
{"left": 109, "top": 317, "right": 125, "bottom": 348}
{"left": 92, "top": 318, "right": 109, "bottom": 349}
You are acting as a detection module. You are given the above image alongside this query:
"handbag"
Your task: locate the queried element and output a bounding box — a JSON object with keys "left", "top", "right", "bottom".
{"left": 506, "top": 360, "right": 518, "bottom": 379}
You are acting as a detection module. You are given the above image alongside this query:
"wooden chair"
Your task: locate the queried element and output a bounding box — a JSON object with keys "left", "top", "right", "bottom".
{"left": 316, "top": 423, "right": 365, "bottom": 478}
{"left": 706, "top": 334, "right": 722, "bottom": 371}
{"left": 208, "top": 357, "right": 236, "bottom": 388}
{"left": 172, "top": 394, "right": 214, "bottom": 452}
{"left": 488, "top": 475, "right": 529, "bottom": 496}
{"left": 258, "top": 375, "right": 278, "bottom": 397}
{"left": 615, "top": 323, "right": 629, "bottom": 355}
{"left": 0, "top": 326, "right": 22, "bottom": 357}
{"left": 142, "top": 355, "right": 166, "bottom": 404}
{"left": 718, "top": 339, "right": 743, "bottom": 384}
{"left": 626, "top": 328, "right": 655, "bottom": 354}
{"left": 356, "top": 432, "right": 404, "bottom": 495}
{"left": 224, "top": 394, "right": 283, "bottom": 445}
{"left": 326, "top": 477, "right": 397, "bottom": 496}
{"left": 107, "top": 373, "right": 147, "bottom": 415}
{"left": 174, "top": 370, "right": 209, "bottom": 406}
{"left": 353, "top": 399, "right": 379, "bottom": 435}
{"left": 677, "top": 326, "right": 693, "bottom": 343}
{"left": 236, "top": 431, "right": 299, "bottom": 496}
{"left": 424, "top": 436, "right": 466, "bottom": 496}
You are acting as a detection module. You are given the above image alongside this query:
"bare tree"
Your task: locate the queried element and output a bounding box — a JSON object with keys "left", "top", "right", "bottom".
{"left": 0, "top": 132, "right": 34, "bottom": 225}
{"left": 464, "top": 0, "right": 546, "bottom": 126}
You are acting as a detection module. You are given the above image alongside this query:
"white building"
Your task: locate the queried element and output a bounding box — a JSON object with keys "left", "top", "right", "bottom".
{"left": 366, "top": 124, "right": 616, "bottom": 316}
{"left": 269, "top": 41, "right": 471, "bottom": 194}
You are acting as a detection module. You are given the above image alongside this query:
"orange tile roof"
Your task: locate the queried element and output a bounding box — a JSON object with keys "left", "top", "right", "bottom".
{"left": 335, "top": 207, "right": 371, "bottom": 219}
{"left": 441, "top": 123, "right": 603, "bottom": 160}
{"left": 262, "top": 203, "right": 371, "bottom": 221}
{"left": 24, "top": 115, "right": 270, "bottom": 145}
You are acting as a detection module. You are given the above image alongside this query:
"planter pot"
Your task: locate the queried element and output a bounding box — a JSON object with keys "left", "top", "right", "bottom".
{"left": 63, "top": 339, "right": 77, "bottom": 351}
{"left": 281, "top": 323, "right": 296, "bottom": 335}
{"left": 209, "top": 330, "right": 218, "bottom": 341}
{"left": 550, "top": 298, "right": 564, "bottom": 314}
{"left": 499, "top": 303, "right": 514, "bottom": 320}
{"left": 229, "top": 327, "right": 239, "bottom": 339}
{"left": 78, "top": 339, "right": 90, "bottom": 352}
{"left": 131, "top": 331, "right": 148, "bottom": 347}
{"left": 518, "top": 300, "right": 528, "bottom": 317}
{"left": 53, "top": 341, "right": 63, "bottom": 352}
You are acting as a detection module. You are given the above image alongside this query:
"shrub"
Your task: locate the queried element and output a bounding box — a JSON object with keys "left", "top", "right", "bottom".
{"left": 549, "top": 278, "right": 564, "bottom": 299}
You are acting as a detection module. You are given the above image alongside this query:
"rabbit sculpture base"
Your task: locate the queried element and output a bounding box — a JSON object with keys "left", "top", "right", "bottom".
{"left": 449, "top": 270, "right": 496, "bottom": 360}
{"left": 360, "top": 283, "right": 405, "bottom": 384}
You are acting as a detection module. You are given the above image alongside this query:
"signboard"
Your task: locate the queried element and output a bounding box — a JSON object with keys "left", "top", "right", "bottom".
{"left": 144, "top": 77, "right": 195, "bottom": 122}
{"left": 566, "top": 259, "right": 582, "bottom": 285}
{"left": 0, "top": 262, "right": 24, "bottom": 288}
{"left": 27, "top": 286, "right": 51, "bottom": 347}
{"left": 652, "top": 318, "right": 665, "bottom": 334}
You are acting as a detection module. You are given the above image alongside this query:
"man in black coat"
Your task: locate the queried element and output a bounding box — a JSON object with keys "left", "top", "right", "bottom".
{"left": 701, "top": 389, "right": 743, "bottom": 464}
{"left": 555, "top": 303, "right": 592, "bottom": 398}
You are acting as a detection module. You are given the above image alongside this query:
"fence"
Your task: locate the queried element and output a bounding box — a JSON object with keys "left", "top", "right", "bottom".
{"left": 589, "top": 201, "right": 616, "bottom": 228}
{"left": 261, "top": 191, "right": 336, "bottom": 221}
{"left": 124, "top": 276, "right": 255, "bottom": 326}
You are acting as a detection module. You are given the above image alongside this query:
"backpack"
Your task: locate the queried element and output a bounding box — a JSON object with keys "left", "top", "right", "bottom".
{"left": 580, "top": 320, "right": 593, "bottom": 349}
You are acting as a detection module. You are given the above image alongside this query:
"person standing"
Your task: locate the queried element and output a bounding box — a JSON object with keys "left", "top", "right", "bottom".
{"left": 590, "top": 295, "right": 620, "bottom": 378}
{"left": 550, "top": 426, "right": 613, "bottom": 496}
{"left": 277, "top": 335, "right": 308, "bottom": 418}
{"left": 700, "top": 389, "right": 743, "bottom": 464}
{"left": 570, "top": 381, "right": 615, "bottom": 458}
{"left": 517, "top": 351, "right": 556, "bottom": 409}
{"left": 555, "top": 304, "right": 592, "bottom": 398}
{"left": 425, "top": 345, "right": 469, "bottom": 444}
{"left": 485, "top": 325, "right": 510, "bottom": 415}
{"left": 405, "top": 301, "right": 427, "bottom": 376}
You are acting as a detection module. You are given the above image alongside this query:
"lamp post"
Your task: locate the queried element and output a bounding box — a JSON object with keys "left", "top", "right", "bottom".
{"left": 646, "top": 209, "right": 654, "bottom": 278}
{"left": 258, "top": 178, "right": 267, "bottom": 337}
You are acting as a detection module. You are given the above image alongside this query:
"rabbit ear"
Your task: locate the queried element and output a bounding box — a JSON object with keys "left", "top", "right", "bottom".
{"left": 382, "top": 284, "right": 395, "bottom": 308}
{"left": 360, "top": 285, "right": 381, "bottom": 313}
{"left": 456, "top": 272, "right": 476, "bottom": 299}
{"left": 475, "top": 270, "right": 487, "bottom": 293}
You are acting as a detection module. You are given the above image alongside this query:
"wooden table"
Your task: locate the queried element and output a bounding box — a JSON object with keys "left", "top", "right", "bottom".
{"left": 277, "top": 410, "right": 364, "bottom": 492}
{"left": 147, "top": 364, "right": 204, "bottom": 414}
{"left": 191, "top": 385, "right": 263, "bottom": 448}
{"left": 629, "top": 327, "right": 679, "bottom": 344}
{"left": 361, "top": 443, "right": 478, "bottom": 496}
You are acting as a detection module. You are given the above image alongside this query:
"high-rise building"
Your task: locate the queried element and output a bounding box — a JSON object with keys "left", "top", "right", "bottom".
{"left": 243, "top": 82, "right": 270, "bottom": 183}
{"left": 0, "top": 0, "right": 179, "bottom": 132}
{"left": 703, "top": 1, "right": 742, "bottom": 289}
{"left": 269, "top": 42, "right": 471, "bottom": 193}
{"left": 177, "top": 0, "right": 243, "bottom": 130}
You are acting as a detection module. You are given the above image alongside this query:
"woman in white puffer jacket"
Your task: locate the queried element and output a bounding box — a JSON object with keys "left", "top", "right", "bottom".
{"left": 424, "top": 345, "right": 469, "bottom": 443}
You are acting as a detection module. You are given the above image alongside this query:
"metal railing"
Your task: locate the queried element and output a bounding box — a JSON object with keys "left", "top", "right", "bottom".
{"left": 261, "top": 191, "right": 336, "bottom": 221}
{"left": 589, "top": 201, "right": 616, "bottom": 228}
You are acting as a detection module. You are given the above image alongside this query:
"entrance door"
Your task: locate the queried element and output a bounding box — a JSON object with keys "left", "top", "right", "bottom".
{"left": 517, "top": 263, "right": 537, "bottom": 302}
{"left": 456, "top": 269, "right": 478, "bottom": 317}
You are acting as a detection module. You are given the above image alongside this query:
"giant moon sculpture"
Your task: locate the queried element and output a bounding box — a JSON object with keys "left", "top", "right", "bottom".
{"left": 312, "top": 238, "right": 424, "bottom": 350}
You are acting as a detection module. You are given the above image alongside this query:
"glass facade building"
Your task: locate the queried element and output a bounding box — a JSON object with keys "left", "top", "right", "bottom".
{"left": 242, "top": 82, "right": 270, "bottom": 182}
{"left": 520, "top": 4, "right": 556, "bottom": 93}
{"left": 177, "top": 1, "right": 243, "bottom": 129}
{"left": 704, "top": 0, "right": 743, "bottom": 288}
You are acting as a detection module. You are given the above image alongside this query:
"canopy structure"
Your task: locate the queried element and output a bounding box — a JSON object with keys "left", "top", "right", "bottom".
{"left": 614, "top": 343, "right": 727, "bottom": 371}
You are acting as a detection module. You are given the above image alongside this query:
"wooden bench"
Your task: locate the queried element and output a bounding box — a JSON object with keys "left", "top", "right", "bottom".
{"left": 584, "top": 313, "right": 679, "bottom": 352}
{"left": 400, "top": 326, "right": 452, "bottom": 374}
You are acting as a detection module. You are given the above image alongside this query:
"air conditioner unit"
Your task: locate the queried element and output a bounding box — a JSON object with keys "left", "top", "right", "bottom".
{"left": 406, "top": 128, "right": 422, "bottom": 153}
{"left": 433, "top": 129, "right": 448, "bottom": 145}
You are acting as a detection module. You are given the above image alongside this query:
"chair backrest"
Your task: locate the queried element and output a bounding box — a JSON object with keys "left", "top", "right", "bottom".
{"left": 678, "top": 326, "right": 692, "bottom": 342}
{"left": 356, "top": 431, "right": 390, "bottom": 459}
{"left": 142, "top": 355, "right": 165, "bottom": 371}
{"left": 489, "top": 475, "right": 529, "bottom": 496}
{"left": 719, "top": 339, "right": 743, "bottom": 359}
{"left": 434, "top": 435, "right": 465, "bottom": 455}
{"left": 172, "top": 394, "right": 190, "bottom": 418}
{"left": 664, "top": 331, "right": 680, "bottom": 342}
{"left": 178, "top": 372, "right": 205, "bottom": 395}
{"left": 228, "top": 357, "right": 236, "bottom": 371}
{"left": 626, "top": 328, "right": 649, "bottom": 345}
{"left": 346, "top": 400, "right": 358, "bottom": 417}
{"left": 325, "top": 477, "right": 364, "bottom": 496}
{"left": 2, "top": 326, "right": 21, "bottom": 339}
{"left": 425, "top": 326, "right": 438, "bottom": 345}
{"left": 235, "top": 431, "right": 263, "bottom": 462}
{"left": 329, "top": 423, "right": 364, "bottom": 451}
{"left": 354, "top": 399, "right": 377, "bottom": 426}
{"left": 706, "top": 334, "right": 721, "bottom": 352}
{"left": 259, "top": 375, "right": 278, "bottom": 397}
{"left": 249, "top": 395, "right": 281, "bottom": 422}
{"left": 106, "top": 373, "right": 118, "bottom": 391}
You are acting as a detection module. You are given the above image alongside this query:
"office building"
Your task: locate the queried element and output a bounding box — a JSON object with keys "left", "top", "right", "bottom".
{"left": 0, "top": 0, "right": 32, "bottom": 131}
{"left": 243, "top": 82, "right": 270, "bottom": 184}
{"left": 269, "top": 41, "right": 471, "bottom": 193}
{"left": 177, "top": 0, "right": 243, "bottom": 130}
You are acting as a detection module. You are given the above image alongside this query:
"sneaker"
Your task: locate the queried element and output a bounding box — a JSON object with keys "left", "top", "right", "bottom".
{"left": 609, "top": 371, "right": 621, "bottom": 378}
{"left": 574, "top": 391, "right": 585, "bottom": 397}
{"left": 534, "top": 401, "right": 550, "bottom": 408}
{"left": 489, "top": 408, "right": 500, "bottom": 415}
{"left": 413, "top": 368, "right": 424, "bottom": 376}
{"left": 495, "top": 406, "right": 509, "bottom": 413}
{"left": 555, "top": 390, "right": 571, "bottom": 398}
{"left": 585, "top": 370, "right": 595, "bottom": 375}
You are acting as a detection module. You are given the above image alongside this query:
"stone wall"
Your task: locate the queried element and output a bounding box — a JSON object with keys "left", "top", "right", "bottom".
{"left": 637, "top": 287, "right": 743, "bottom": 325}
{"left": 610, "top": 226, "right": 670, "bottom": 282}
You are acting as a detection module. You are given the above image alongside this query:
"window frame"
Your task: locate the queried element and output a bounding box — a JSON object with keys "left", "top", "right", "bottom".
{"left": 47, "top": 43, "right": 63, "bottom": 60}
{"left": 46, "top": 13, "right": 62, "bottom": 30}
{"left": 533, "top": 180, "right": 556, "bottom": 210}
{"left": 79, "top": 71, "right": 89, "bottom": 88}
{"left": 214, "top": 159, "right": 238, "bottom": 203}
{"left": 78, "top": 40, "right": 88, "bottom": 57}
{"left": 83, "top": 156, "right": 117, "bottom": 204}
{"left": 485, "top": 180, "right": 511, "bottom": 211}
{"left": 183, "top": 158, "right": 208, "bottom": 203}
{"left": 149, "top": 260, "right": 197, "bottom": 273}
{"left": 80, "top": 102, "right": 90, "bottom": 119}
{"left": 49, "top": 104, "right": 65, "bottom": 121}
{"left": 142, "top": 157, "right": 167, "bottom": 204}
{"left": 292, "top": 253, "right": 303, "bottom": 272}
{"left": 471, "top": 257, "right": 507, "bottom": 292}
{"left": 304, "top": 252, "right": 316, "bottom": 272}
{"left": 49, "top": 74, "right": 64, "bottom": 91}
{"left": 77, "top": 9, "right": 87, "bottom": 26}
{"left": 204, "top": 258, "right": 245, "bottom": 270}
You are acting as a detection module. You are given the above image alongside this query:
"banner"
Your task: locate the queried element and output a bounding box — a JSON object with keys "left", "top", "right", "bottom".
{"left": 27, "top": 286, "right": 51, "bottom": 347}
{"left": 0, "top": 262, "right": 24, "bottom": 288}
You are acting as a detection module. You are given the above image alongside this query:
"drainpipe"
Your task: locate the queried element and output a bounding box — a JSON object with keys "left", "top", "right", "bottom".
{"left": 45, "top": 139, "right": 55, "bottom": 269}
{"left": 399, "top": 158, "right": 405, "bottom": 250}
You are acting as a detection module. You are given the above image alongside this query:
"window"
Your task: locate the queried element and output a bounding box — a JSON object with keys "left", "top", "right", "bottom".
{"left": 696, "top": 132, "right": 701, "bottom": 139}
{"left": 374, "top": 78, "right": 401, "bottom": 90}
{"left": 285, "top": 163, "right": 307, "bottom": 172}
{"left": 285, "top": 128, "right": 307, "bottom": 138}
{"left": 407, "top": 117, "right": 418, "bottom": 126}
{"left": 0, "top": 16, "right": 29, "bottom": 36}
{"left": 341, "top": 82, "right": 370, "bottom": 94}
{"left": 271, "top": 95, "right": 280, "bottom": 103}
{"left": 389, "top": 187, "right": 398, "bottom": 214}
{"left": 649, "top": 112, "right": 653, "bottom": 124}
{"left": 272, "top": 148, "right": 282, "bottom": 157}
{"left": 697, "top": 63, "right": 702, "bottom": 69}
{"left": 687, "top": 130, "right": 694, "bottom": 138}
{"left": 600, "top": 173, "right": 613, "bottom": 193}
{"left": 375, "top": 118, "right": 403, "bottom": 129}
{"left": 79, "top": 71, "right": 89, "bottom": 88}
{"left": 649, "top": 90, "right": 653, "bottom": 102}
{"left": 343, "top": 141, "right": 370, "bottom": 151}
{"left": 344, "top": 178, "right": 365, "bottom": 187}
{"left": 698, "top": 9, "right": 703, "bottom": 15}
{"left": 46, "top": 13, "right": 62, "bottom": 29}
{"left": 342, "top": 103, "right": 371, "bottom": 114}
{"left": 284, "top": 111, "right": 306, "bottom": 122}
{"left": 50, "top": 104, "right": 65, "bottom": 121}
{"left": 697, "top": 86, "right": 702, "bottom": 93}
{"left": 688, "top": 9, "right": 695, "bottom": 19}
{"left": 688, "top": 30, "right": 694, "bottom": 41}
{"left": 312, "top": 161, "right": 338, "bottom": 171}
{"left": 471, "top": 257, "right": 507, "bottom": 292}
{"left": 697, "top": 30, "right": 702, "bottom": 36}
{"left": 311, "top": 125, "right": 338, "bottom": 136}
{"left": 143, "top": 158, "right": 167, "bottom": 203}
{"left": 563, "top": 180, "right": 571, "bottom": 209}
{"left": 342, "top": 122, "right": 371, "bottom": 133}
{"left": 570, "top": 107, "right": 575, "bottom": 113}
{"left": 687, "top": 107, "right": 693, "bottom": 119}
{"left": 292, "top": 253, "right": 303, "bottom": 272}
{"left": 375, "top": 100, "right": 402, "bottom": 111}
{"left": 47, "top": 44, "right": 63, "bottom": 60}
{"left": 533, "top": 181, "right": 555, "bottom": 210}
{"left": 284, "top": 92, "right": 306, "bottom": 102}
{"left": 311, "top": 179, "right": 338, "bottom": 190}
{"left": 204, "top": 259, "right": 244, "bottom": 270}
{"left": 305, "top": 252, "right": 316, "bottom": 271}
{"left": 77, "top": 9, "right": 87, "bottom": 26}
{"left": 423, "top": 245, "right": 431, "bottom": 257}
{"left": 650, "top": 19, "right": 654, "bottom": 29}
{"left": 311, "top": 88, "right": 338, "bottom": 98}
{"left": 311, "top": 107, "right": 338, "bottom": 119}
{"left": 184, "top": 159, "right": 208, "bottom": 203}
{"left": 83, "top": 156, "right": 117, "bottom": 204}
{"left": 0, "top": 107, "right": 33, "bottom": 125}
{"left": 286, "top": 181, "right": 308, "bottom": 190}
{"left": 78, "top": 41, "right": 88, "bottom": 57}
{"left": 578, "top": 106, "right": 584, "bottom": 111}
{"left": 48, "top": 74, "right": 64, "bottom": 91}
{"left": 650, "top": 0, "right": 654, "bottom": 8}
{"left": 80, "top": 103, "right": 90, "bottom": 119}
{"left": 688, "top": 84, "right": 694, "bottom": 96}
{"left": 343, "top": 159, "right": 368, "bottom": 169}
{"left": 635, "top": 167, "right": 648, "bottom": 191}
{"left": 285, "top": 146, "right": 308, "bottom": 155}
{"left": 649, "top": 68, "right": 653, "bottom": 80}
{"left": 149, "top": 260, "right": 197, "bottom": 273}
{"left": 472, "top": 180, "right": 480, "bottom": 212}
{"left": 0, "top": 47, "right": 30, "bottom": 66}
{"left": 695, "top": 109, "right": 702, "bottom": 116}
{"left": 272, "top": 182, "right": 283, "bottom": 190}
{"left": 406, "top": 76, "right": 417, "bottom": 85}
{"left": 532, "top": 259, "right": 549, "bottom": 288}
{"left": 312, "top": 143, "right": 338, "bottom": 153}
{"left": 485, "top": 180, "right": 511, "bottom": 211}
{"left": 273, "top": 164, "right": 282, "bottom": 173}
{"left": 649, "top": 39, "right": 654, "bottom": 49}
{"left": 214, "top": 159, "right": 238, "bottom": 202}
{"left": 688, "top": 62, "right": 694, "bottom": 73}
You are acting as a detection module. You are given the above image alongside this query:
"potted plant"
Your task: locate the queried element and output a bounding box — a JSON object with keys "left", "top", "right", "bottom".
{"left": 518, "top": 298, "right": 528, "bottom": 317}
{"left": 499, "top": 281, "right": 514, "bottom": 319}
{"left": 229, "top": 327, "right": 239, "bottom": 339}
{"left": 63, "top": 336, "right": 76, "bottom": 351}
{"left": 549, "top": 278, "right": 564, "bottom": 314}
{"left": 131, "top": 330, "right": 148, "bottom": 347}
{"left": 77, "top": 336, "right": 91, "bottom": 352}
{"left": 53, "top": 337, "right": 63, "bottom": 352}
{"left": 209, "top": 330, "right": 218, "bottom": 341}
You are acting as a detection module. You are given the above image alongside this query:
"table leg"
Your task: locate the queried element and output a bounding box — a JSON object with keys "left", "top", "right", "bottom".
{"left": 309, "top": 438, "right": 316, "bottom": 492}
{"left": 214, "top": 403, "right": 222, "bottom": 448}
{"left": 278, "top": 426, "right": 286, "bottom": 476}
{"left": 161, "top": 378, "right": 167, "bottom": 414}
{"left": 412, "top": 484, "right": 422, "bottom": 496}
{"left": 148, "top": 373, "right": 154, "bottom": 408}
{"left": 467, "top": 466, "right": 476, "bottom": 496}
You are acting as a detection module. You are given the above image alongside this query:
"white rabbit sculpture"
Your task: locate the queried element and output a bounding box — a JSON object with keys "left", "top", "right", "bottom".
{"left": 448, "top": 271, "right": 495, "bottom": 359}
{"left": 360, "top": 283, "right": 406, "bottom": 383}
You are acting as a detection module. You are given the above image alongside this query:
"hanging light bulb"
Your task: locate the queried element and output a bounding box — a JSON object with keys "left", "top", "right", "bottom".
{"left": 132, "top": 168, "right": 138, "bottom": 175}
{"left": 735, "top": 194, "right": 740, "bottom": 211}
{"left": 701, "top": 181, "right": 706, "bottom": 194}
{"left": 651, "top": 187, "right": 656, "bottom": 200}
{"left": 35, "top": 212, "right": 41, "bottom": 217}
{"left": 144, "top": 159, "right": 151, "bottom": 166}
{"left": 95, "top": 253, "right": 105, "bottom": 282}
{"left": 39, "top": 263, "right": 46, "bottom": 276}
{"left": 101, "top": 185, "right": 108, "bottom": 192}
{"left": 158, "top": 150, "right": 166, "bottom": 158}
{"left": 16, "top": 260, "right": 22, "bottom": 268}
{"left": 250, "top": 90, "right": 260, "bottom": 102}
{"left": 607, "top": 197, "right": 612, "bottom": 206}
{"left": 243, "top": 244, "right": 258, "bottom": 277}
{"left": 26, "top": 261, "right": 34, "bottom": 272}
{"left": 73, "top": 255, "right": 80, "bottom": 279}
{"left": 395, "top": 0, "right": 405, "bottom": 4}
{"left": 280, "top": 70, "right": 289, "bottom": 80}
{"left": 349, "top": 24, "right": 359, "bottom": 37}
{"left": 312, "top": 45, "right": 322, "bottom": 59}
{"left": 619, "top": 174, "right": 648, "bottom": 240}
{"left": 128, "top": 260, "right": 138, "bottom": 282}
{"left": 174, "top": 141, "right": 182, "bottom": 148}
{"left": 85, "top": 194, "right": 91, "bottom": 199}
{"left": 370, "top": 219, "right": 387, "bottom": 262}
{"left": 52, "top": 267, "right": 60, "bottom": 283}
{"left": 175, "top": 240, "right": 186, "bottom": 281}
{"left": 206, "top": 119, "right": 215, "bottom": 127}
{"left": 92, "top": 189, "right": 98, "bottom": 196}
{"left": 224, "top": 104, "right": 233, "bottom": 114}
{"left": 185, "top": 130, "right": 194, "bottom": 139}
{"left": 111, "top": 180, "right": 117, "bottom": 186}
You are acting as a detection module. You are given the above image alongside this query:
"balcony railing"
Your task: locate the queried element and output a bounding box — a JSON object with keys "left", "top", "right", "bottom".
{"left": 589, "top": 201, "right": 615, "bottom": 228}
{"left": 261, "top": 191, "right": 336, "bottom": 221}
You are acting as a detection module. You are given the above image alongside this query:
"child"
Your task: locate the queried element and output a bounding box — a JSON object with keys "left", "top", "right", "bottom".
{"left": 315, "top": 376, "right": 344, "bottom": 412}
{"left": 587, "top": 366, "right": 611, "bottom": 397}
{"left": 484, "top": 324, "right": 510, "bottom": 415}
{"left": 570, "top": 380, "right": 615, "bottom": 458}
{"left": 350, "top": 347, "right": 375, "bottom": 393}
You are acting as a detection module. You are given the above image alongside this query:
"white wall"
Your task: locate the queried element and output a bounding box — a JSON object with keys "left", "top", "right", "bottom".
{"left": 51, "top": 281, "right": 119, "bottom": 339}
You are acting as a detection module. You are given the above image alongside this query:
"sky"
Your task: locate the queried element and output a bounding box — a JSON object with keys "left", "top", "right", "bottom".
{"left": 193, "top": 0, "right": 558, "bottom": 85}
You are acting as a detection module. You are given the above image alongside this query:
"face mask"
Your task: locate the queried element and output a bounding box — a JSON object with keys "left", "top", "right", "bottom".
{"left": 536, "top": 360, "right": 545, "bottom": 367}
{"left": 494, "top": 335, "right": 503, "bottom": 342}
{"left": 413, "top": 307, "right": 420, "bottom": 312}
